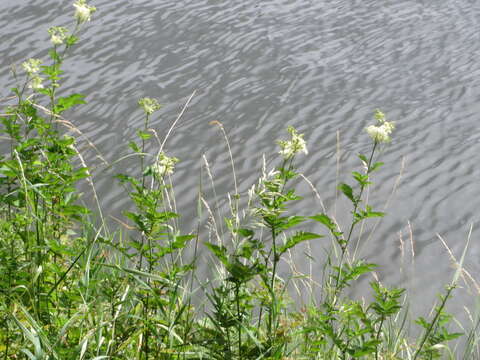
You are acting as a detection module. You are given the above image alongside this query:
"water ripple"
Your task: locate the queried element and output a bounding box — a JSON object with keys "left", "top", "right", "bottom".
{"left": 2, "top": 0, "right": 480, "bottom": 313}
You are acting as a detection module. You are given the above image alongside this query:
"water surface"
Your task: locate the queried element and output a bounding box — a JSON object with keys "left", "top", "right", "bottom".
{"left": 2, "top": 0, "right": 480, "bottom": 319}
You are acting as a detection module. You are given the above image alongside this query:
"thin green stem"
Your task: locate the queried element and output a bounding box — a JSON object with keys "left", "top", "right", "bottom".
{"left": 413, "top": 285, "right": 455, "bottom": 360}
{"left": 333, "top": 141, "right": 378, "bottom": 299}
{"left": 235, "top": 283, "right": 242, "bottom": 359}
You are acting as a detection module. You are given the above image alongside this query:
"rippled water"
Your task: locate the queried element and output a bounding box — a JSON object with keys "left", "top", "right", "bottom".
{"left": 2, "top": 0, "right": 480, "bottom": 318}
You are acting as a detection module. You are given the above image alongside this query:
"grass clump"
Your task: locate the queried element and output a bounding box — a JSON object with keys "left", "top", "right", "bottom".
{"left": 0, "top": 2, "right": 478, "bottom": 359}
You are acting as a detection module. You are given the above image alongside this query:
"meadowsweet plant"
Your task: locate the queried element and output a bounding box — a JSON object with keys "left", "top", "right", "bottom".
{"left": 204, "top": 126, "right": 323, "bottom": 358}
{"left": 0, "top": 1, "right": 96, "bottom": 357}
{"left": 73, "top": 0, "right": 96, "bottom": 24}
{"left": 114, "top": 96, "right": 195, "bottom": 359}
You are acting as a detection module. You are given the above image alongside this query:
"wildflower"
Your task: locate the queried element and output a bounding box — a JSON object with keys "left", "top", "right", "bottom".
{"left": 73, "top": 0, "right": 96, "bottom": 24}
{"left": 365, "top": 109, "right": 395, "bottom": 143}
{"left": 365, "top": 125, "right": 390, "bottom": 143}
{"left": 138, "top": 97, "right": 161, "bottom": 115}
{"left": 277, "top": 126, "right": 308, "bottom": 160}
{"left": 152, "top": 152, "right": 179, "bottom": 177}
{"left": 48, "top": 26, "right": 68, "bottom": 45}
{"left": 22, "top": 58, "right": 42, "bottom": 75}
{"left": 29, "top": 76, "right": 44, "bottom": 90}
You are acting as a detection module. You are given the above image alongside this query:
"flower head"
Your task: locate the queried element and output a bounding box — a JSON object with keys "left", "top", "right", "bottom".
{"left": 22, "top": 58, "right": 42, "bottom": 75}
{"left": 138, "top": 97, "right": 161, "bottom": 115}
{"left": 277, "top": 126, "right": 308, "bottom": 160}
{"left": 365, "top": 124, "right": 390, "bottom": 143}
{"left": 48, "top": 26, "right": 68, "bottom": 45}
{"left": 365, "top": 109, "right": 395, "bottom": 143}
{"left": 73, "top": 0, "right": 96, "bottom": 24}
{"left": 29, "top": 76, "right": 44, "bottom": 91}
{"left": 151, "top": 152, "right": 179, "bottom": 178}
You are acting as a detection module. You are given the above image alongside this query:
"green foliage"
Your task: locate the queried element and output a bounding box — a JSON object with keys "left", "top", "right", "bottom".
{"left": 0, "top": 3, "right": 473, "bottom": 360}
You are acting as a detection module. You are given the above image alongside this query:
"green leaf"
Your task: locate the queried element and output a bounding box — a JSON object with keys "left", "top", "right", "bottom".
{"left": 310, "top": 213, "right": 343, "bottom": 240}
{"left": 370, "top": 162, "right": 384, "bottom": 172}
{"left": 358, "top": 153, "right": 368, "bottom": 164}
{"left": 277, "top": 215, "right": 305, "bottom": 231}
{"left": 310, "top": 213, "right": 335, "bottom": 230}
{"left": 227, "top": 260, "right": 259, "bottom": 283}
{"left": 128, "top": 141, "right": 140, "bottom": 152}
{"left": 335, "top": 261, "right": 377, "bottom": 289}
{"left": 205, "top": 243, "right": 228, "bottom": 265}
{"left": 352, "top": 171, "right": 370, "bottom": 186}
{"left": 171, "top": 234, "right": 195, "bottom": 250}
{"left": 238, "top": 239, "right": 263, "bottom": 259}
{"left": 354, "top": 206, "right": 385, "bottom": 224}
{"left": 278, "top": 231, "right": 323, "bottom": 255}
{"left": 66, "top": 35, "right": 78, "bottom": 46}
{"left": 54, "top": 94, "right": 86, "bottom": 113}
{"left": 137, "top": 130, "right": 151, "bottom": 140}
{"left": 237, "top": 228, "right": 254, "bottom": 238}
{"left": 339, "top": 183, "right": 356, "bottom": 204}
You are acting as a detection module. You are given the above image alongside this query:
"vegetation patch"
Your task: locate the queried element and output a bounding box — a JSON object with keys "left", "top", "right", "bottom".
{"left": 0, "top": 2, "right": 478, "bottom": 359}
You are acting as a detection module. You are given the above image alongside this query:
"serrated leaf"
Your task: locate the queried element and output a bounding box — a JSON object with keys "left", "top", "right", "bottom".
{"left": 310, "top": 214, "right": 335, "bottom": 230}
{"left": 278, "top": 231, "right": 322, "bottom": 255}
{"left": 237, "top": 228, "right": 254, "bottom": 238}
{"left": 339, "top": 183, "right": 355, "bottom": 203}
{"left": 278, "top": 215, "right": 305, "bottom": 231}
{"left": 54, "top": 94, "right": 86, "bottom": 113}
{"left": 205, "top": 243, "right": 228, "bottom": 265}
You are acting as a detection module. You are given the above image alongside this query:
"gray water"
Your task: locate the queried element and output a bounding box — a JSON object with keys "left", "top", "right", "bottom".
{"left": 2, "top": 0, "right": 480, "bottom": 320}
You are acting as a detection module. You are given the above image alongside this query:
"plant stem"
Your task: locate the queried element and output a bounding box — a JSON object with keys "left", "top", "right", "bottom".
{"left": 413, "top": 285, "right": 455, "bottom": 360}
{"left": 235, "top": 283, "right": 242, "bottom": 359}
{"left": 334, "top": 141, "right": 378, "bottom": 299}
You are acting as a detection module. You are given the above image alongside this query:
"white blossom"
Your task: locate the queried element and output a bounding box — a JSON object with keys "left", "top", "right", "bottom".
{"left": 48, "top": 26, "right": 68, "bottom": 45}
{"left": 152, "top": 152, "right": 179, "bottom": 177}
{"left": 366, "top": 124, "right": 390, "bottom": 143}
{"left": 29, "top": 76, "right": 44, "bottom": 90}
{"left": 22, "top": 58, "right": 42, "bottom": 74}
{"left": 138, "top": 97, "right": 161, "bottom": 115}
{"left": 73, "top": 0, "right": 96, "bottom": 24}
{"left": 277, "top": 126, "right": 308, "bottom": 160}
{"left": 365, "top": 109, "right": 395, "bottom": 143}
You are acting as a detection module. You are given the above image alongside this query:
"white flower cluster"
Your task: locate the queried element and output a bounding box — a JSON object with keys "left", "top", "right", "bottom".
{"left": 277, "top": 126, "right": 308, "bottom": 160}
{"left": 365, "top": 109, "right": 395, "bottom": 143}
{"left": 138, "top": 97, "right": 161, "bottom": 115}
{"left": 29, "top": 77, "right": 44, "bottom": 90}
{"left": 22, "top": 58, "right": 42, "bottom": 74}
{"left": 73, "top": 0, "right": 96, "bottom": 24}
{"left": 48, "top": 26, "right": 68, "bottom": 45}
{"left": 152, "top": 152, "right": 179, "bottom": 177}
{"left": 22, "top": 59, "right": 44, "bottom": 91}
